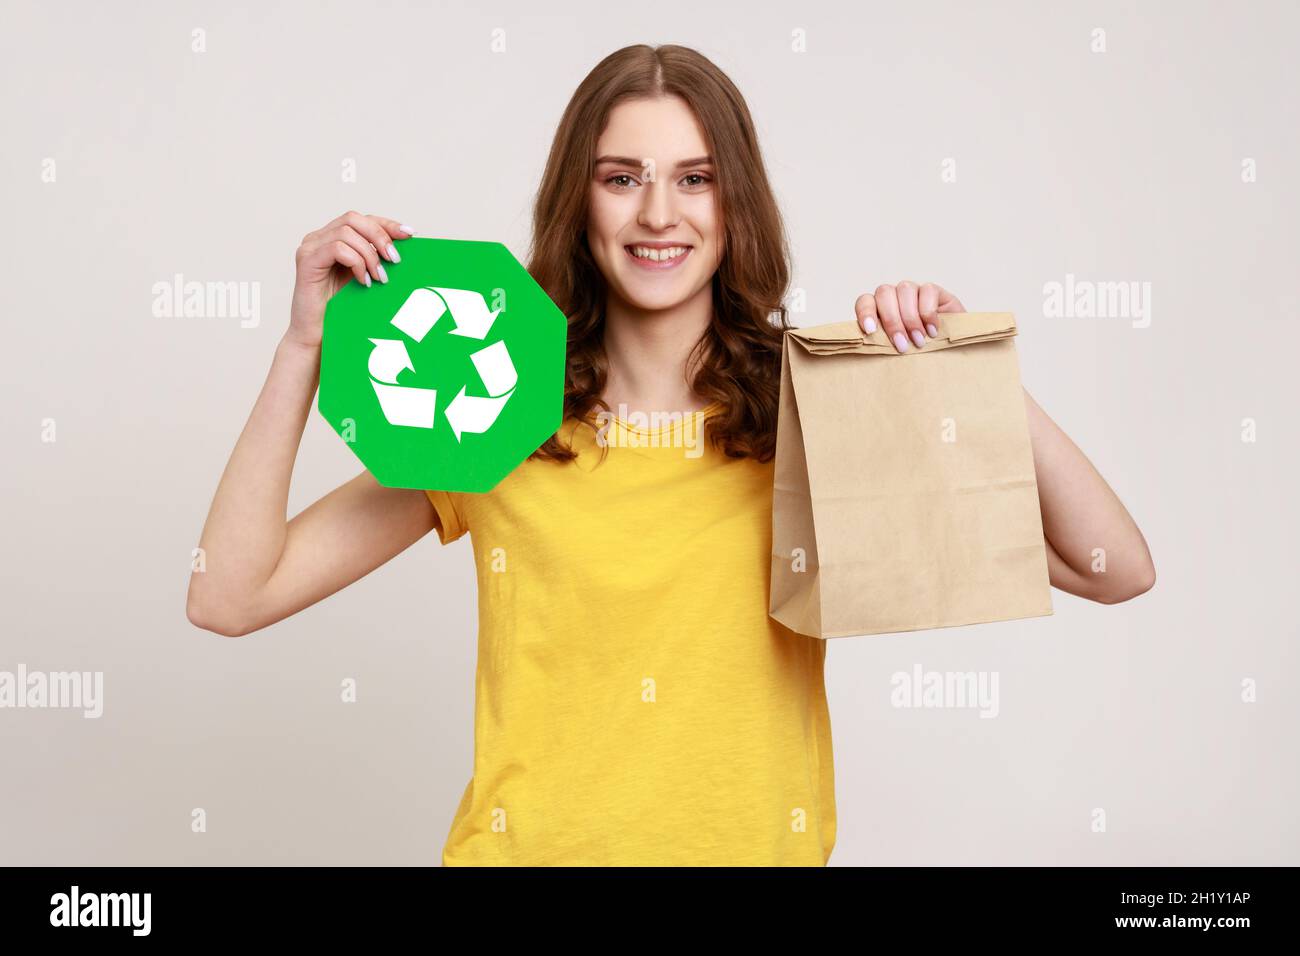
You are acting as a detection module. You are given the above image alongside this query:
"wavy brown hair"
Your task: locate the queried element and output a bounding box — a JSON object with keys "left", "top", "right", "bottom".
{"left": 526, "top": 44, "right": 792, "bottom": 463}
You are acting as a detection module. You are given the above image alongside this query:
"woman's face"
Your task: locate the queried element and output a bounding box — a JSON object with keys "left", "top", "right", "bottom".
{"left": 587, "top": 94, "right": 723, "bottom": 313}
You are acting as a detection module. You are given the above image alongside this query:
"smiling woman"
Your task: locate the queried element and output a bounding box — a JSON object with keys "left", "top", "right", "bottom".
{"left": 187, "top": 41, "right": 1153, "bottom": 870}
{"left": 414, "top": 46, "right": 844, "bottom": 866}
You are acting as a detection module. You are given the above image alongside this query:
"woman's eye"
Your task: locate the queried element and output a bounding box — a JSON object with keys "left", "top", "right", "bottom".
{"left": 605, "top": 172, "right": 710, "bottom": 189}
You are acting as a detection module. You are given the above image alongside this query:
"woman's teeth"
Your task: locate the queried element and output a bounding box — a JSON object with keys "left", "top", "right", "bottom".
{"left": 628, "top": 245, "right": 690, "bottom": 262}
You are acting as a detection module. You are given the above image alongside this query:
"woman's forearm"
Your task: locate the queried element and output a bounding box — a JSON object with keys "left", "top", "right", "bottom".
{"left": 186, "top": 334, "right": 320, "bottom": 629}
{"left": 1023, "top": 387, "right": 1156, "bottom": 603}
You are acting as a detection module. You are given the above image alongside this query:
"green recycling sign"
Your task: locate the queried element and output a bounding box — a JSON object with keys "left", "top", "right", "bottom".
{"left": 318, "top": 238, "right": 566, "bottom": 493}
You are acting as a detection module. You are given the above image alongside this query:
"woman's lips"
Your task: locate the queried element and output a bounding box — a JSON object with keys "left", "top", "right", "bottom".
{"left": 624, "top": 245, "right": 693, "bottom": 271}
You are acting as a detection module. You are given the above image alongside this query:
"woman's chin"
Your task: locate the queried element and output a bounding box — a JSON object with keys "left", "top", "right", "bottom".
{"left": 622, "top": 293, "right": 689, "bottom": 313}
{"left": 614, "top": 274, "right": 704, "bottom": 313}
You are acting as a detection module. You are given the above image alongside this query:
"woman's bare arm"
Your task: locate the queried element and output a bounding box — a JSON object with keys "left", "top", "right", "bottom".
{"left": 1023, "top": 388, "right": 1156, "bottom": 604}
{"left": 186, "top": 211, "right": 433, "bottom": 637}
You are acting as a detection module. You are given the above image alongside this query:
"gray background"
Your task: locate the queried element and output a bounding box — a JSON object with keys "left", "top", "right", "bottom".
{"left": 2, "top": 0, "right": 1296, "bottom": 865}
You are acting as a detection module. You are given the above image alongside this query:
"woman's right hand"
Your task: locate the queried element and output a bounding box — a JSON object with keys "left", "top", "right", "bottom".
{"left": 286, "top": 211, "right": 415, "bottom": 349}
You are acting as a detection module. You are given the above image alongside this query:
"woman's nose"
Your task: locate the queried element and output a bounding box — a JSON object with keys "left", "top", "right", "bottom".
{"left": 637, "top": 179, "right": 678, "bottom": 230}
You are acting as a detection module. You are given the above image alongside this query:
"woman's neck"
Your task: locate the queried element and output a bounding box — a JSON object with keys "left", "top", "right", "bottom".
{"left": 600, "top": 283, "right": 714, "bottom": 415}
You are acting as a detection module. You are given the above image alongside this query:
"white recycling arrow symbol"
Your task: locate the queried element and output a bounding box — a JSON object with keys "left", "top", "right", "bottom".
{"left": 367, "top": 286, "right": 517, "bottom": 441}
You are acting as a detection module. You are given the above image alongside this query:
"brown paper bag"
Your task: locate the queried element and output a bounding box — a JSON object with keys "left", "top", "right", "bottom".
{"left": 770, "top": 312, "right": 1053, "bottom": 639}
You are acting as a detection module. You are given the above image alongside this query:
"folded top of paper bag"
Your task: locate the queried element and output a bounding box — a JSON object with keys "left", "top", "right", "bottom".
{"left": 788, "top": 312, "right": 1018, "bottom": 356}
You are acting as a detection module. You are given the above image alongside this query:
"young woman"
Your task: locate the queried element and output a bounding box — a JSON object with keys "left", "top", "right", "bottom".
{"left": 186, "top": 44, "right": 1155, "bottom": 866}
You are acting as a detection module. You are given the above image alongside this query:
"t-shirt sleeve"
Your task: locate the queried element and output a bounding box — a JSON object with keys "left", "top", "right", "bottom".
{"left": 424, "top": 489, "right": 468, "bottom": 544}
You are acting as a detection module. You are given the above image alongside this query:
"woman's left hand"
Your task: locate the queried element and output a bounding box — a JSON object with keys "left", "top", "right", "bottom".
{"left": 854, "top": 281, "right": 966, "bottom": 353}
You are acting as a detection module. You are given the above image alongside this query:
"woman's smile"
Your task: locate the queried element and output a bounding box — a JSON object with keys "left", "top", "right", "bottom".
{"left": 624, "top": 241, "right": 694, "bottom": 271}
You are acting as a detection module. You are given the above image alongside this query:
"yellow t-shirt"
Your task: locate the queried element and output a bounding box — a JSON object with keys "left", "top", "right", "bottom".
{"left": 424, "top": 402, "right": 836, "bottom": 866}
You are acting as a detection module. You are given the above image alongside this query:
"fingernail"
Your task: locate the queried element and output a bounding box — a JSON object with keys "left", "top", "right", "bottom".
{"left": 399, "top": 224, "right": 417, "bottom": 235}
{"left": 892, "top": 332, "right": 910, "bottom": 352}
{"left": 863, "top": 316, "right": 877, "bottom": 334}
{"left": 911, "top": 329, "right": 926, "bottom": 348}
{"left": 926, "top": 322, "right": 938, "bottom": 337}
{"left": 362, "top": 273, "right": 371, "bottom": 288}
{"left": 377, "top": 264, "right": 388, "bottom": 283}
{"left": 387, "top": 244, "right": 400, "bottom": 263}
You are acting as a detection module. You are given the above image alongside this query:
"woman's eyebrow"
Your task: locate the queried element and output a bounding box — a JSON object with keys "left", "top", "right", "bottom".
{"left": 593, "top": 154, "right": 714, "bottom": 168}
